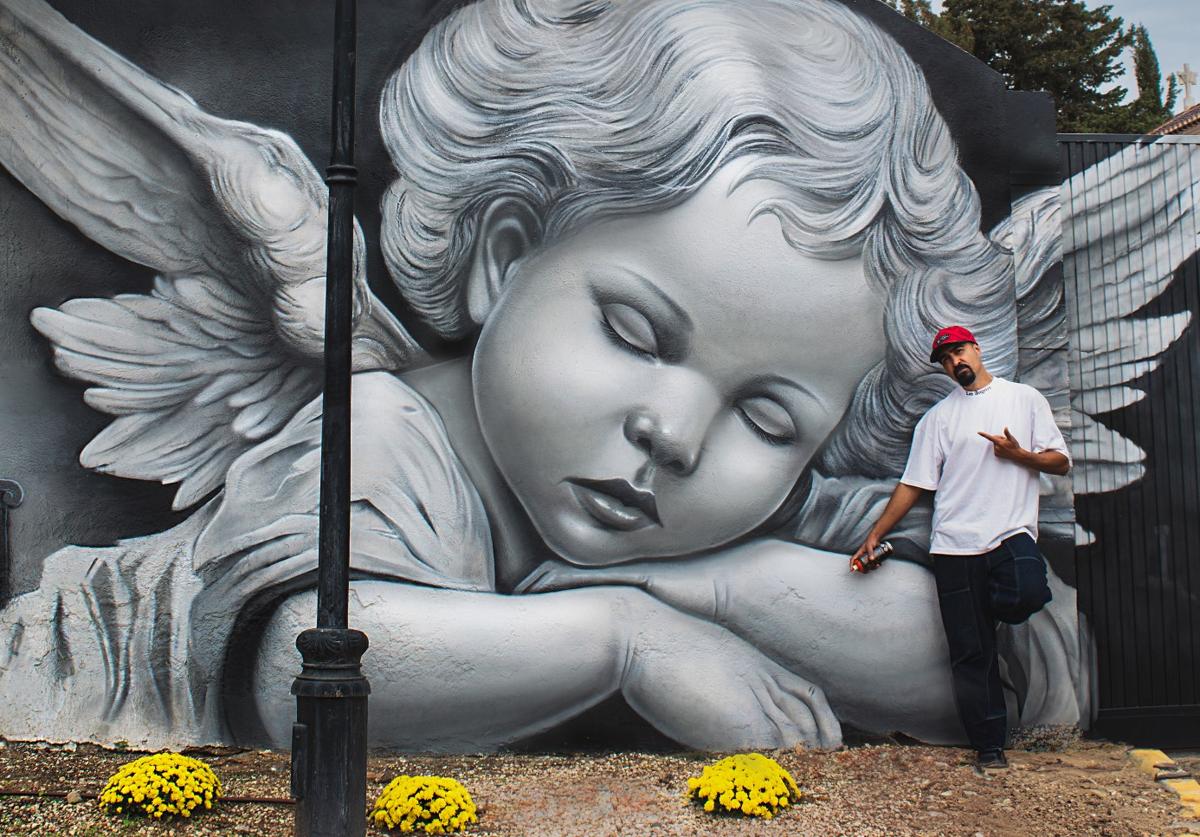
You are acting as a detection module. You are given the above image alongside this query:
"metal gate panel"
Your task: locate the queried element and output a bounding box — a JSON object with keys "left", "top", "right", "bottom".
{"left": 1060, "top": 134, "right": 1200, "bottom": 745}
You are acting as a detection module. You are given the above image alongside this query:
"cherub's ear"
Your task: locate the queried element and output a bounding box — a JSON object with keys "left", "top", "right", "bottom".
{"left": 466, "top": 197, "right": 543, "bottom": 325}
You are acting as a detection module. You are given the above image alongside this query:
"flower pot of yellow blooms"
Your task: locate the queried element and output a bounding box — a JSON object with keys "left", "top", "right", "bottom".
{"left": 686, "top": 752, "right": 801, "bottom": 820}
{"left": 371, "top": 774, "right": 478, "bottom": 834}
{"left": 98, "top": 752, "right": 222, "bottom": 819}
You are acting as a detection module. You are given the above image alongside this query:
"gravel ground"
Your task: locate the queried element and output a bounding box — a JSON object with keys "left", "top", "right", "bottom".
{"left": 0, "top": 738, "right": 1194, "bottom": 835}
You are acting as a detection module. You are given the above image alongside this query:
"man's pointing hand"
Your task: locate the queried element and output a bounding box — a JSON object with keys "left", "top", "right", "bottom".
{"left": 978, "top": 427, "right": 1023, "bottom": 462}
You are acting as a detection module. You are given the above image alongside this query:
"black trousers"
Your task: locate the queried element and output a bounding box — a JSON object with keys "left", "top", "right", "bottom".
{"left": 932, "top": 533, "right": 1052, "bottom": 753}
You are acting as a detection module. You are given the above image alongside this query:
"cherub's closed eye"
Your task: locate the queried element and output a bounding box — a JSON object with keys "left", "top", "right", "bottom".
{"left": 736, "top": 395, "right": 797, "bottom": 446}
{"left": 600, "top": 302, "right": 659, "bottom": 358}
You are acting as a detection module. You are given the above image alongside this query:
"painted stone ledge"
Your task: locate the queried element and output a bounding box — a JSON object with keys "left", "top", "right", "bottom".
{"left": 1129, "top": 748, "right": 1200, "bottom": 826}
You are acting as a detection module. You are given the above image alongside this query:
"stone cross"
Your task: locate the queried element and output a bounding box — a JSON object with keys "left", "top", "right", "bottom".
{"left": 1180, "top": 63, "right": 1197, "bottom": 110}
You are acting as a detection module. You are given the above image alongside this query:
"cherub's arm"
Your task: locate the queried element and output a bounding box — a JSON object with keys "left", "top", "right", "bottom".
{"left": 519, "top": 539, "right": 962, "bottom": 741}
{"left": 250, "top": 579, "right": 841, "bottom": 751}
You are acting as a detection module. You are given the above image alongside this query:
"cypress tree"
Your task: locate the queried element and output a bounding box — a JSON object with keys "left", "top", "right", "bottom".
{"left": 1112, "top": 24, "right": 1179, "bottom": 133}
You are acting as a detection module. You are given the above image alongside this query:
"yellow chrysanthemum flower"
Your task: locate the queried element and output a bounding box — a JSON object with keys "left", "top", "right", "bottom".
{"left": 371, "top": 775, "right": 478, "bottom": 834}
{"left": 685, "top": 753, "right": 801, "bottom": 820}
{"left": 98, "top": 753, "right": 222, "bottom": 820}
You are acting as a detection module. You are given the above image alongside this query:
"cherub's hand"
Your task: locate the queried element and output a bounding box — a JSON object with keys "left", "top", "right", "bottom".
{"left": 978, "top": 427, "right": 1025, "bottom": 462}
{"left": 621, "top": 604, "right": 842, "bottom": 751}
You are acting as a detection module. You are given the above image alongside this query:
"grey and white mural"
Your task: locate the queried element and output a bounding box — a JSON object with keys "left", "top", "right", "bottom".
{"left": 0, "top": 0, "right": 1189, "bottom": 752}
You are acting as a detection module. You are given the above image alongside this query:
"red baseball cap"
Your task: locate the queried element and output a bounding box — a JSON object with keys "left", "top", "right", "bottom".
{"left": 929, "top": 325, "right": 977, "bottom": 363}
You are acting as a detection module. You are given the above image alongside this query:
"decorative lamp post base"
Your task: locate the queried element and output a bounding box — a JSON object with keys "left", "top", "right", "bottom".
{"left": 292, "top": 627, "right": 370, "bottom": 837}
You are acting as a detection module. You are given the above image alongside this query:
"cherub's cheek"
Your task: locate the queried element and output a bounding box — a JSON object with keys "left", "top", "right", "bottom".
{"left": 695, "top": 438, "right": 799, "bottom": 503}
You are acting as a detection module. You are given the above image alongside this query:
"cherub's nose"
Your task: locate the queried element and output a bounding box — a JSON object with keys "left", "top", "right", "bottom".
{"left": 623, "top": 377, "right": 720, "bottom": 476}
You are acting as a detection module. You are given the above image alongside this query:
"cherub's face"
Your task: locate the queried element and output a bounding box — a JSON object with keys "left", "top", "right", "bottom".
{"left": 471, "top": 162, "right": 886, "bottom": 565}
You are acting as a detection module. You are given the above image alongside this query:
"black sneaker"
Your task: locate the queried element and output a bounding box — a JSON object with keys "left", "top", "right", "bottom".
{"left": 976, "top": 749, "right": 1009, "bottom": 770}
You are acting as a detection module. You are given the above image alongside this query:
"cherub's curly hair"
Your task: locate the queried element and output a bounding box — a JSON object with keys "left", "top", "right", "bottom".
{"left": 379, "top": 0, "right": 1018, "bottom": 550}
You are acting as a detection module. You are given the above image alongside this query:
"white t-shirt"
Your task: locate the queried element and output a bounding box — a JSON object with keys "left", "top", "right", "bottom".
{"left": 901, "top": 376, "right": 1070, "bottom": 555}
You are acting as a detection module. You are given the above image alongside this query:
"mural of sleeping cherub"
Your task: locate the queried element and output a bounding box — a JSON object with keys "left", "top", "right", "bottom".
{"left": 5, "top": 0, "right": 1176, "bottom": 751}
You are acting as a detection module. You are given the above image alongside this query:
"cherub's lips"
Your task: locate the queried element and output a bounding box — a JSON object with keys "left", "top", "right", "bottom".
{"left": 565, "top": 477, "right": 661, "bottom": 531}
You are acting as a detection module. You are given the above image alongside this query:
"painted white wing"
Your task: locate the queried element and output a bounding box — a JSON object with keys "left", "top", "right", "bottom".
{"left": 993, "top": 187, "right": 1076, "bottom": 547}
{"left": 1061, "top": 142, "right": 1197, "bottom": 544}
{"left": 0, "top": 0, "right": 425, "bottom": 509}
{"left": 993, "top": 140, "right": 1197, "bottom": 549}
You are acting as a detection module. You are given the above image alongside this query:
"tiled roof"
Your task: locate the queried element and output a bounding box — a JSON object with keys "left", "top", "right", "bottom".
{"left": 1151, "top": 103, "right": 1200, "bottom": 135}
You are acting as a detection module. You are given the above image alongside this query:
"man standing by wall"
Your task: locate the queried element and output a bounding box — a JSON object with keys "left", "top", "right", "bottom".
{"left": 851, "top": 326, "right": 1071, "bottom": 770}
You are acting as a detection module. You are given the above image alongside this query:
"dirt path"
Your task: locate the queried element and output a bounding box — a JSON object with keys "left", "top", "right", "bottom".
{"left": 0, "top": 739, "right": 1193, "bottom": 835}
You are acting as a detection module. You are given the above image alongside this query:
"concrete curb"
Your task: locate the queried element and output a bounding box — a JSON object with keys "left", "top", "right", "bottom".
{"left": 1129, "top": 748, "right": 1200, "bottom": 829}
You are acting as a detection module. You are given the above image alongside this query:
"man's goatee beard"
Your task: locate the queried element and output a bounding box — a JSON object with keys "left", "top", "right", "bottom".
{"left": 954, "top": 365, "right": 976, "bottom": 387}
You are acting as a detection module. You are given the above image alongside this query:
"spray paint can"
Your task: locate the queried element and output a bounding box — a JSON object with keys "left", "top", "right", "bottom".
{"left": 851, "top": 540, "right": 893, "bottom": 573}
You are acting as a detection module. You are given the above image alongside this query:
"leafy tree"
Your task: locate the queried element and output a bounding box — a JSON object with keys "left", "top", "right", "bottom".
{"left": 882, "top": 0, "right": 974, "bottom": 51}
{"left": 885, "top": 0, "right": 1139, "bottom": 132}
{"left": 946, "top": 0, "right": 1130, "bottom": 131}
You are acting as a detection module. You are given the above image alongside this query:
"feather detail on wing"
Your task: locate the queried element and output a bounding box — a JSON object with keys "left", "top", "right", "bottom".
{"left": 991, "top": 188, "right": 1076, "bottom": 546}
{"left": 1060, "top": 141, "right": 1197, "bottom": 544}
{"left": 993, "top": 143, "right": 1197, "bottom": 549}
{"left": 1, "top": 0, "right": 426, "bottom": 509}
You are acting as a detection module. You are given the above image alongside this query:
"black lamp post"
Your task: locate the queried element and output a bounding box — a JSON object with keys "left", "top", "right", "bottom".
{"left": 0, "top": 479, "right": 23, "bottom": 607}
{"left": 290, "top": 0, "right": 369, "bottom": 833}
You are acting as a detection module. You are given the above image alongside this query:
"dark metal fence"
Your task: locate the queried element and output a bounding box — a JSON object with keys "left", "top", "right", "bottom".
{"left": 1060, "top": 134, "right": 1200, "bottom": 747}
